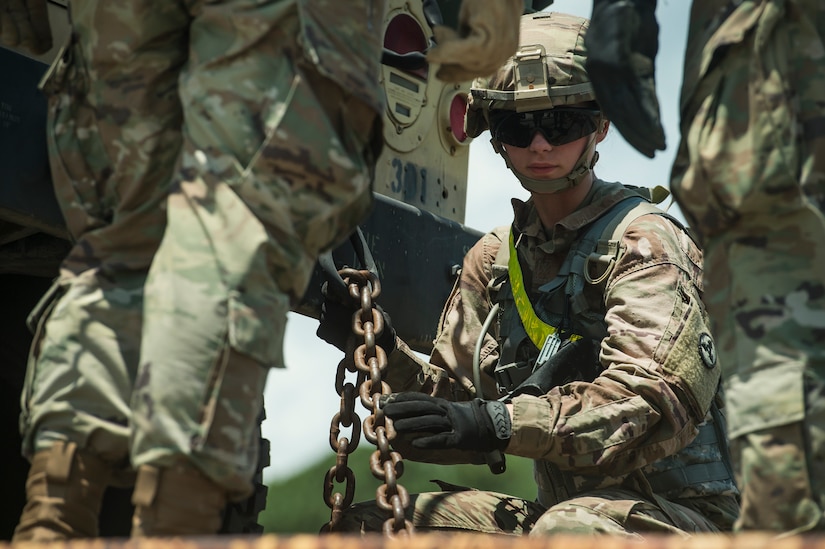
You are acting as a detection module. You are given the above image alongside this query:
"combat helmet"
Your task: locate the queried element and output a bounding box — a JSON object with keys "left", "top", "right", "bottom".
{"left": 466, "top": 12, "right": 604, "bottom": 193}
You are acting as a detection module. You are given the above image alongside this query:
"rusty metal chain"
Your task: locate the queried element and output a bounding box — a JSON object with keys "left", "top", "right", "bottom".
{"left": 321, "top": 268, "right": 414, "bottom": 536}
{"left": 320, "top": 330, "right": 361, "bottom": 533}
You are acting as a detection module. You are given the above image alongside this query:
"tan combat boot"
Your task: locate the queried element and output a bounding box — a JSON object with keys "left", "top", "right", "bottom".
{"left": 131, "top": 462, "right": 228, "bottom": 537}
{"left": 13, "top": 441, "right": 111, "bottom": 542}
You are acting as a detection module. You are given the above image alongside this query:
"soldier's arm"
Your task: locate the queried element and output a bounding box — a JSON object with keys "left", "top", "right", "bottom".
{"left": 427, "top": 229, "right": 503, "bottom": 399}
{"left": 506, "top": 214, "right": 717, "bottom": 475}
{"left": 384, "top": 229, "right": 503, "bottom": 400}
{"left": 382, "top": 338, "right": 451, "bottom": 397}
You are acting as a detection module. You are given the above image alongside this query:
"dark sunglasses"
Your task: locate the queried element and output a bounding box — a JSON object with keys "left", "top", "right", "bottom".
{"left": 490, "top": 108, "right": 602, "bottom": 148}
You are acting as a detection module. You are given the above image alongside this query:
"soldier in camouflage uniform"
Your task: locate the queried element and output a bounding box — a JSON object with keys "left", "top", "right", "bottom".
{"left": 585, "top": 0, "right": 825, "bottom": 534}
{"left": 3, "top": 0, "right": 523, "bottom": 540}
{"left": 319, "top": 12, "right": 740, "bottom": 537}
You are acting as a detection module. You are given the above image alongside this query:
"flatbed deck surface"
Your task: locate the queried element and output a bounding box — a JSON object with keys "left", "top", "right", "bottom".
{"left": 3, "top": 532, "right": 821, "bottom": 549}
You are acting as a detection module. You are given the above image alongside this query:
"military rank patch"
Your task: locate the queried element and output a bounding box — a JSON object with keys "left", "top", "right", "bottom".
{"left": 699, "top": 333, "right": 717, "bottom": 369}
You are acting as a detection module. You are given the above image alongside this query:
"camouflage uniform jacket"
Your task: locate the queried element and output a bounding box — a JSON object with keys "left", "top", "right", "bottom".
{"left": 297, "top": 0, "right": 386, "bottom": 115}
{"left": 386, "top": 179, "right": 739, "bottom": 518}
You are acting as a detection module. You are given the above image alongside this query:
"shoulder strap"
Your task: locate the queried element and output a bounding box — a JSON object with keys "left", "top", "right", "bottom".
{"left": 506, "top": 228, "right": 584, "bottom": 351}
{"left": 584, "top": 199, "right": 684, "bottom": 285}
{"left": 488, "top": 226, "right": 511, "bottom": 290}
{"left": 492, "top": 225, "right": 511, "bottom": 270}
{"left": 492, "top": 191, "right": 679, "bottom": 347}
{"left": 491, "top": 187, "right": 673, "bottom": 273}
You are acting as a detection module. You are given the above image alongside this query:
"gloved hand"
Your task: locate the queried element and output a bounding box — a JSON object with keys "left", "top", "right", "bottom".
{"left": 585, "top": 0, "right": 665, "bottom": 158}
{"left": 316, "top": 280, "right": 396, "bottom": 354}
{"left": 1, "top": 0, "right": 52, "bottom": 55}
{"left": 427, "top": 0, "right": 522, "bottom": 83}
{"left": 381, "top": 392, "right": 511, "bottom": 453}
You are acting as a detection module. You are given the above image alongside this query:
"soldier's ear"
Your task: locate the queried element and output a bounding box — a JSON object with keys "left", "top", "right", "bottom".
{"left": 595, "top": 120, "right": 610, "bottom": 144}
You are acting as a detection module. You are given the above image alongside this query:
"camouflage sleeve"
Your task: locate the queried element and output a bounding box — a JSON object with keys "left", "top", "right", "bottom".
{"left": 384, "top": 228, "right": 506, "bottom": 400}
{"left": 426, "top": 228, "right": 505, "bottom": 399}
{"left": 508, "top": 214, "right": 720, "bottom": 476}
{"left": 382, "top": 338, "right": 452, "bottom": 397}
{"left": 296, "top": 0, "right": 385, "bottom": 114}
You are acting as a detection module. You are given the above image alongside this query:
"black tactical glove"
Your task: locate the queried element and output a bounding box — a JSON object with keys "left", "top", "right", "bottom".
{"left": 585, "top": 0, "right": 665, "bottom": 158}
{"left": 381, "top": 393, "right": 511, "bottom": 453}
{"left": 316, "top": 280, "right": 396, "bottom": 354}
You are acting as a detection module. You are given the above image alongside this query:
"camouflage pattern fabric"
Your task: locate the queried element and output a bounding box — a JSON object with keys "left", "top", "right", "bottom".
{"left": 21, "top": 0, "right": 384, "bottom": 498}
{"left": 132, "top": 0, "right": 382, "bottom": 496}
{"left": 338, "top": 488, "right": 545, "bottom": 535}
{"left": 353, "top": 179, "right": 738, "bottom": 534}
{"left": 337, "top": 487, "right": 721, "bottom": 536}
{"left": 20, "top": 0, "right": 192, "bottom": 475}
{"left": 670, "top": 0, "right": 825, "bottom": 533}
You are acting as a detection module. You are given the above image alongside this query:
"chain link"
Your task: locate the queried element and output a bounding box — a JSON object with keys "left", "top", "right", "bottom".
{"left": 321, "top": 268, "right": 414, "bottom": 536}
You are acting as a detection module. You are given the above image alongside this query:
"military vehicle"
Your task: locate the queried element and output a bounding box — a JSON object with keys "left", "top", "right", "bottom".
{"left": 0, "top": 0, "right": 552, "bottom": 538}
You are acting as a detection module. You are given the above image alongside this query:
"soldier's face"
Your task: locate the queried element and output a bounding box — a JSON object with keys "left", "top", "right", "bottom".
{"left": 502, "top": 129, "right": 602, "bottom": 181}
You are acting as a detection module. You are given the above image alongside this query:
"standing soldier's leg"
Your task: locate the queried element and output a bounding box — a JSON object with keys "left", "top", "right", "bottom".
{"left": 13, "top": 0, "right": 190, "bottom": 541}
{"left": 130, "top": 0, "right": 384, "bottom": 536}
{"left": 14, "top": 0, "right": 185, "bottom": 541}
{"left": 671, "top": 0, "right": 825, "bottom": 533}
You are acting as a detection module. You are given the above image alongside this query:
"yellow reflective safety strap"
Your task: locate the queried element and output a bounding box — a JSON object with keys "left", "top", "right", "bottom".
{"left": 508, "top": 229, "right": 581, "bottom": 350}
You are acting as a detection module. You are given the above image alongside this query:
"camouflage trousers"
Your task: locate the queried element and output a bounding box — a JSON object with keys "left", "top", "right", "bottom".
{"left": 336, "top": 487, "right": 723, "bottom": 537}
{"left": 671, "top": 0, "right": 825, "bottom": 533}
{"left": 22, "top": 0, "right": 379, "bottom": 498}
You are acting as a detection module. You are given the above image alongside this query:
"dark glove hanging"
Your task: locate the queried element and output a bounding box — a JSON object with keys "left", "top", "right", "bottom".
{"left": 381, "top": 392, "right": 511, "bottom": 453}
{"left": 585, "top": 0, "right": 665, "bottom": 158}
{"left": 425, "top": 0, "right": 522, "bottom": 83}
{"left": 1, "top": 0, "right": 52, "bottom": 55}
{"left": 316, "top": 279, "right": 397, "bottom": 354}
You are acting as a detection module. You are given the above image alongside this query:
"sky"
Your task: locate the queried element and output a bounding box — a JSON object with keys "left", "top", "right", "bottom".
{"left": 261, "top": 0, "right": 693, "bottom": 483}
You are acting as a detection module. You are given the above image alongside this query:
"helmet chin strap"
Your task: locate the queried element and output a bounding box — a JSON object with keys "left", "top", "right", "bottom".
{"left": 493, "top": 132, "right": 600, "bottom": 194}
